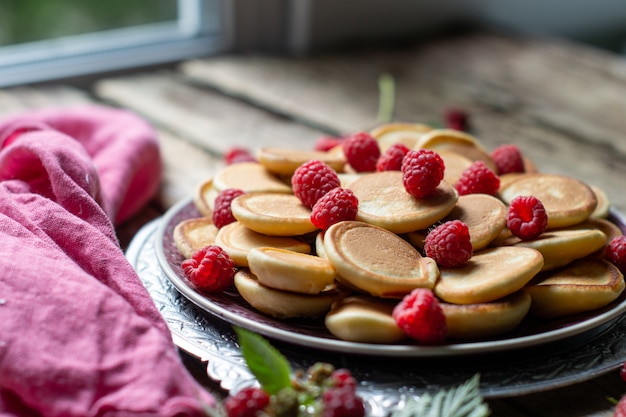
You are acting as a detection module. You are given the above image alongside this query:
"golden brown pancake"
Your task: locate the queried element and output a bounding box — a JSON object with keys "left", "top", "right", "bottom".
{"left": 437, "top": 149, "right": 474, "bottom": 186}
{"left": 325, "top": 295, "right": 406, "bottom": 343}
{"left": 499, "top": 173, "right": 597, "bottom": 229}
{"left": 193, "top": 178, "right": 219, "bottom": 217}
{"left": 214, "top": 221, "right": 310, "bottom": 267}
{"left": 231, "top": 193, "right": 317, "bottom": 236}
{"left": 369, "top": 122, "right": 434, "bottom": 151}
{"left": 441, "top": 290, "right": 531, "bottom": 340}
{"left": 443, "top": 193, "right": 508, "bottom": 251}
{"left": 247, "top": 247, "right": 336, "bottom": 295}
{"left": 323, "top": 221, "right": 440, "bottom": 298}
{"left": 434, "top": 246, "right": 544, "bottom": 304}
{"left": 590, "top": 185, "right": 610, "bottom": 219}
{"left": 234, "top": 269, "right": 349, "bottom": 319}
{"left": 526, "top": 259, "right": 625, "bottom": 318}
{"left": 212, "top": 161, "right": 292, "bottom": 194}
{"left": 173, "top": 217, "right": 219, "bottom": 259}
{"left": 256, "top": 147, "right": 346, "bottom": 176}
{"left": 347, "top": 171, "right": 458, "bottom": 234}
{"left": 500, "top": 225, "right": 607, "bottom": 271}
{"left": 415, "top": 129, "right": 497, "bottom": 172}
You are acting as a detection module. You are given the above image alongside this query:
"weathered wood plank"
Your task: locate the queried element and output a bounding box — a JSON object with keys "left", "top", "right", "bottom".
{"left": 0, "top": 85, "right": 94, "bottom": 116}
{"left": 180, "top": 31, "right": 626, "bottom": 212}
{"left": 94, "top": 71, "right": 328, "bottom": 156}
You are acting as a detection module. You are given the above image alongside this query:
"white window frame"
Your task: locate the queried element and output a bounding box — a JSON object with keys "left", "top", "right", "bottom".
{"left": 0, "top": 0, "right": 225, "bottom": 88}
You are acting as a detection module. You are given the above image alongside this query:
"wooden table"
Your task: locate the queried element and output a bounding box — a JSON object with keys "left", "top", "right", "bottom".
{"left": 2, "top": 29, "right": 625, "bottom": 416}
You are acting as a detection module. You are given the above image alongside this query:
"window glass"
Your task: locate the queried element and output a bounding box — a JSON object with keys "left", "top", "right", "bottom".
{"left": 0, "top": 0, "right": 178, "bottom": 46}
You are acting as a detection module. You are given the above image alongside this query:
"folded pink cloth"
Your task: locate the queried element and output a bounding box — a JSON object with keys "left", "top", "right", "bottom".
{"left": 0, "top": 106, "right": 215, "bottom": 416}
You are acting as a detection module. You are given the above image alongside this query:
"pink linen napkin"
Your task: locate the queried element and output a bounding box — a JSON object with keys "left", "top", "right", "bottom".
{"left": 0, "top": 106, "right": 216, "bottom": 417}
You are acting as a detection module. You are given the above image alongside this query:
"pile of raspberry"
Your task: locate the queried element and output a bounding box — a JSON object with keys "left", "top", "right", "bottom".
{"left": 224, "top": 363, "right": 365, "bottom": 417}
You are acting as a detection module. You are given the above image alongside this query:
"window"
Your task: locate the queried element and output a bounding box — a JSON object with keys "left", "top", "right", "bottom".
{"left": 0, "top": 0, "right": 224, "bottom": 87}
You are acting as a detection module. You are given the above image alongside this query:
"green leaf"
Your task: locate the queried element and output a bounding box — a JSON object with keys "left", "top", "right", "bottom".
{"left": 234, "top": 326, "right": 293, "bottom": 395}
{"left": 391, "top": 374, "right": 490, "bottom": 417}
{"left": 377, "top": 72, "right": 396, "bottom": 123}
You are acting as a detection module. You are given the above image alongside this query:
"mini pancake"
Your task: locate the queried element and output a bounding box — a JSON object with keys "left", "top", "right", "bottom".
{"left": 443, "top": 193, "right": 508, "bottom": 251}
{"left": 337, "top": 172, "right": 362, "bottom": 189}
{"left": 256, "top": 147, "right": 346, "bottom": 176}
{"left": 500, "top": 225, "right": 607, "bottom": 271}
{"left": 347, "top": 171, "right": 458, "bottom": 234}
{"left": 173, "top": 217, "right": 219, "bottom": 259}
{"left": 441, "top": 290, "right": 531, "bottom": 340}
{"left": 414, "top": 129, "right": 497, "bottom": 172}
{"left": 369, "top": 123, "right": 434, "bottom": 151}
{"left": 580, "top": 217, "right": 623, "bottom": 258}
{"left": 499, "top": 173, "right": 597, "bottom": 229}
{"left": 193, "top": 178, "right": 219, "bottom": 217}
{"left": 526, "top": 259, "right": 625, "bottom": 318}
{"left": 231, "top": 193, "right": 317, "bottom": 236}
{"left": 212, "top": 161, "right": 292, "bottom": 194}
{"left": 214, "top": 221, "right": 310, "bottom": 267}
{"left": 590, "top": 185, "right": 610, "bottom": 219}
{"left": 315, "top": 231, "right": 327, "bottom": 259}
{"left": 434, "top": 246, "right": 544, "bottom": 304}
{"left": 323, "top": 221, "right": 440, "bottom": 298}
{"left": 437, "top": 149, "right": 474, "bottom": 186}
{"left": 325, "top": 295, "right": 406, "bottom": 343}
{"left": 247, "top": 247, "right": 336, "bottom": 295}
{"left": 234, "top": 269, "right": 349, "bottom": 319}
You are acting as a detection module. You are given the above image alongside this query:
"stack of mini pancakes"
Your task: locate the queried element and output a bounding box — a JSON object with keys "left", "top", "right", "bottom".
{"left": 173, "top": 124, "right": 625, "bottom": 344}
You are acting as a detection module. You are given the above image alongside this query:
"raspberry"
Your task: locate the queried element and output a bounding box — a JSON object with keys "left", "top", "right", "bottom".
{"left": 392, "top": 288, "right": 447, "bottom": 344}
{"left": 444, "top": 108, "right": 469, "bottom": 131}
{"left": 454, "top": 160, "right": 500, "bottom": 196}
{"left": 342, "top": 132, "right": 381, "bottom": 172}
{"left": 224, "top": 387, "right": 270, "bottom": 417}
{"left": 181, "top": 245, "right": 236, "bottom": 292}
{"left": 292, "top": 160, "right": 340, "bottom": 209}
{"left": 615, "top": 394, "right": 626, "bottom": 417}
{"left": 376, "top": 143, "right": 410, "bottom": 172}
{"left": 314, "top": 135, "right": 345, "bottom": 152}
{"left": 322, "top": 386, "right": 365, "bottom": 417}
{"left": 330, "top": 369, "right": 357, "bottom": 391}
{"left": 491, "top": 144, "right": 525, "bottom": 175}
{"left": 310, "top": 187, "right": 358, "bottom": 231}
{"left": 401, "top": 149, "right": 445, "bottom": 198}
{"left": 424, "top": 220, "right": 473, "bottom": 267}
{"left": 212, "top": 188, "right": 245, "bottom": 228}
{"left": 225, "top": 147, "right": 257, "bottom": 165}
{"left": 506, "top": 195, "right": 548, "bottom": 241}
{"left": 606, "top": 235, "right": 626, "bottom": 273}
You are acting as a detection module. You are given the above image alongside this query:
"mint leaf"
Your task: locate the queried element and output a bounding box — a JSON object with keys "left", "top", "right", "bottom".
{"left": 391, "top": 374, "right": 490, "bottom": 417}
{"left": 377, "top": 72, "right": 395, "bottom": 123}
{"left": 234, "top": 326, "right": 293, "bottom": 395}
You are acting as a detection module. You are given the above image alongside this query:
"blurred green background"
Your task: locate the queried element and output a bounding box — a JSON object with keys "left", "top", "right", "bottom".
{"left": 0, "top": 0, "right": 177, "bottom": 46}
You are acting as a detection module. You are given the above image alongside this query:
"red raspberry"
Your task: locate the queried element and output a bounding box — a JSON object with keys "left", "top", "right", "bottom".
{"left": 181, "top": 245, "right": 236, "bottom": 292}
{"left": 224, "top": 147, "right": 257, "bottom": 165}
{"left": 606, "top": 236, "right": 626, "bottom": 273}
{"left": 212, "top": 188, "right": 245, "bottom": 228}
{"left": 376, "top": 143, "right": 410, "bottom": 172}
{"left": 330, "top": 368, "right": 357, "bottom": 391}
{"left": 342, "top": 132, "right": 381, "bottom": 172}
{"left": 506, "top": 195, "right": 548, "bottom": 241}
{"left": 322, "top": 386, "right": 365, "bottom": 417}
{"left": 314, "top": 135, "right": 345, "bottom": 152}
{"left": 454, "top": 160, "right": 500, "bottom": 196}
{"left": 401, "top": 149, "right": 445, "bottom": 198}
{"left": 424, "top": 220, "right": 473, "bottom": 267}
{"left": 444, "top": 108, "right": 469, "bottom": 131}
{"left": 224, "top": 387, "right": 270, "bottom": 417}
{"left": 392, "top": 288, "right": 447, "bottom": 345}
{"left": 615, "top": 394, "right": 626, "bottom": 417}
{"left": 292, "top": 160, "right": 340, "bottom": 209}
{"left": 310, "top": 187, "right": 358, "bottom": 231}
{"left": 491, "top": 144, "right": 525, "bottom": 175}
